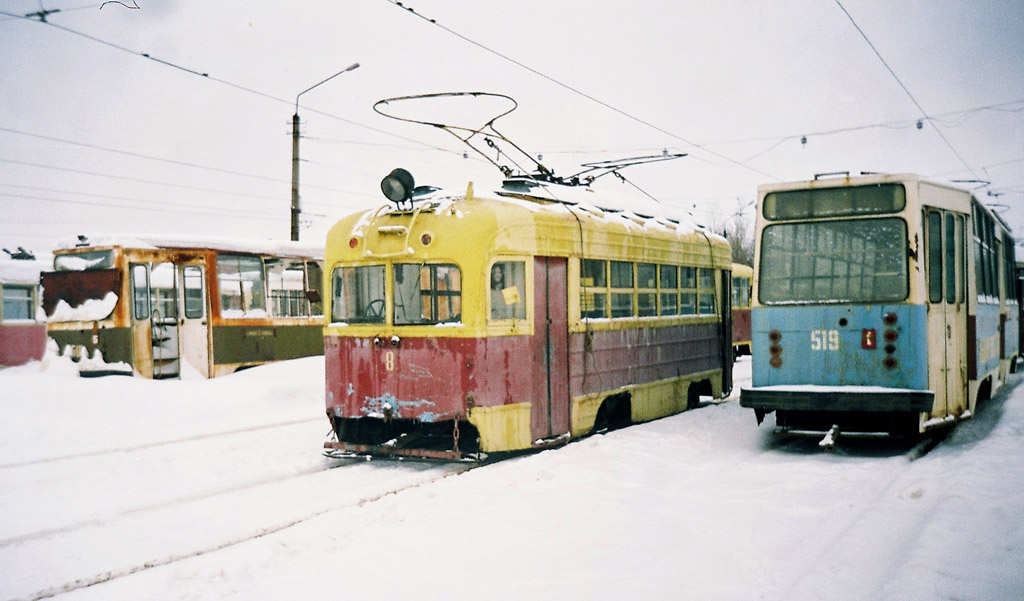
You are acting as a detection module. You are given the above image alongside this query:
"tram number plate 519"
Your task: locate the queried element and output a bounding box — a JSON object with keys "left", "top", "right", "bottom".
{"left": 810, "top": 329, "right": 840, "bottom": 351}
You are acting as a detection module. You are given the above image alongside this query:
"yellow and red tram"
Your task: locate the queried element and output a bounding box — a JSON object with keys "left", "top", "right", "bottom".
{"left": 323, "top": 174, "right": 734, "bottom": 459}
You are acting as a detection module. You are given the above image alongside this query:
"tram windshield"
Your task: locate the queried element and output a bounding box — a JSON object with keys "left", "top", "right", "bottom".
{"left": 759, "top": 217, "right": 908, "bottom": 304}
{"left": 393, "top": 263, "right": 461, "bottom": 325}
{"left": 329, "top": 263, "right": 463, "bottom": 325}
{"left": 331, "top": 265, "right": 386, "bottom": 324}
{"left": 54, "top": 250, "right": 115, "bottom": 272}
{"left": 40, "top": 269, "right": 120, "bottom": 321}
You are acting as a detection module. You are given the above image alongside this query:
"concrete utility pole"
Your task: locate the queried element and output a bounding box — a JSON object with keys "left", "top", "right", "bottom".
{"left": 291, "top": 62, "right": 360, "bottom": 241}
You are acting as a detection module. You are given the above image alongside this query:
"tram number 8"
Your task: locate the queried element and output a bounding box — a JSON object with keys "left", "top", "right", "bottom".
{"left": 810, "top": 329, "right": 840, "bottom": 351}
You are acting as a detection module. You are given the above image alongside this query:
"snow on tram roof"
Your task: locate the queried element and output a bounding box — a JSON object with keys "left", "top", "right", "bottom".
{"left": 491, "top": 178, "right": 712, "bottom": 237}
{"left": 0, "top": 258, "right": 47, "bottom": 285}
{"left": 55, "top": 234, "right": 324, "bottom": 260}
{"left": 339, "top": 177, "right": 726, "bottom": 249}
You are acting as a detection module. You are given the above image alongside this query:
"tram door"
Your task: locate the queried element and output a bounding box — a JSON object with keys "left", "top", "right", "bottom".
{"left": 178, "top": 264, "right": 210, "bottom": 378}
{"left": 531, "top": 257, "right": 570, "bottom": 440}
{"left": 925, "top": 209, "right": 968, "bottom": 416}
{"left": 149, "top": 262, "right": 181, "bottom": 379}
{"left": 130, "top": 262, "right": 210, "bottom": 379}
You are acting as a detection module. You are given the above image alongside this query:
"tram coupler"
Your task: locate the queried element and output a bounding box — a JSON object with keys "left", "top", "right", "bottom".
{"left": 818, "top": 424, "right": 840, "bottom": 451}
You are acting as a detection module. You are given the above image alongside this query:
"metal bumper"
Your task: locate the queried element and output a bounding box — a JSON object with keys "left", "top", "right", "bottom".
{"left": 739, "top": 387, "right": 934, "bottom": 413}
{"left": 323, "top": 441, "right": 480, "bottom": 462}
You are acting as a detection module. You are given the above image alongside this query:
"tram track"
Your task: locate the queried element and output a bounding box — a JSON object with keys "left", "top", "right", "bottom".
{"left": 0, "top": 417, "right": 324, "bottom": 470}
{"left": 20, "top": 461, "right": 478, "bottom": 601}
{"left": 0, "top": 455, "right": 357, "bottom": 549}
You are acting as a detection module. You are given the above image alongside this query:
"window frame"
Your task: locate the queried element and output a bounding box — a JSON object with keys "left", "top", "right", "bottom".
{"left": 1, "top": 284, "right": 36, "bottom": 321}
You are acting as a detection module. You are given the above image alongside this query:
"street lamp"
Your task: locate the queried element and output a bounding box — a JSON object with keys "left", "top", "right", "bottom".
{"left": 291, "top": 62, "right": 360, "bottom": 241}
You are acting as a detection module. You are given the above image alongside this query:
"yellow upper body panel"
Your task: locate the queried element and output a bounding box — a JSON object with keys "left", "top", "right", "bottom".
{"left": 324, "top": 183, "right": 732, "bottom": 335}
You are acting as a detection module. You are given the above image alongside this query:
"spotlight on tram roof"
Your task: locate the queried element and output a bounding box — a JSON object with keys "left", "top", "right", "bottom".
{"left": 381, "top": 168, "right": 415, "bottom": 204}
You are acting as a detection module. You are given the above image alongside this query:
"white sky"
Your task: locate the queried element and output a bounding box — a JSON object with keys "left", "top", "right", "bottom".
{"left": 1, "top": 1, "right": 1022, "bottom": 257}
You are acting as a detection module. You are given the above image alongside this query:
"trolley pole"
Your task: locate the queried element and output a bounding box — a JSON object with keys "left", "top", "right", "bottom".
{"left": 291, "top": 62, "right": 360, "bottom": 242}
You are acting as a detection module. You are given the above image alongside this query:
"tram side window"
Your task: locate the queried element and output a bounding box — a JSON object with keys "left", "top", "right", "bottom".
{"left": 267, "top": 259, "right": 310, "bottom": 317}
{"left": 974, "top": 205, "right": 998, "bottom": 302}
{"left": 217, "top": 254, "right": 267, "bottom": 318}
{"left": 659, "top": 265, "right": 679, "bottom": 316}
{"left": 580, "top": 259, "right": 608, "bottom": 319}
{"left": 698, "top": 268, "right": 716, "bottom": 314}
{"left": 680, "top": 267, "right": 697, "bottom": 315}
{"left": 306, "top": 261, "right": 324, "bottom": 316}
{"left": 637, "top": 263, "right": 657, "bottom": 317}
{"left": 1, "top": 285, "right": 34, "bottom": 320}
{"left": 394, "top": 263, "right": 462, "bottom": 325}
{"left": 490, "top": 261, "right": 526, "bottom": 320}
{"left": 732, "top": 277, "right": 750, "bottom": 308}
{"left": 1005, "top": 231, "right": 1018, "bottom": 302}
{"left": 610, "top": 261, "right": 634, "bottom": 318}
{"left": 331, "top": 265, "right": 385, "bottom": 324}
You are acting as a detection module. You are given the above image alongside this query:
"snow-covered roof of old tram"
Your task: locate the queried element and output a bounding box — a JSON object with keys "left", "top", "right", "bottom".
{"left": 491, "top": 177, "right": 723, "bottom": 241}
{"left": 340, "top": 177, "right": 727, "bottom": 248}
{"left": 0, "top": 257, "right": 46, "bottom": 285}
{"left": 55, "top": 233, "right": 324, "bottom": 260}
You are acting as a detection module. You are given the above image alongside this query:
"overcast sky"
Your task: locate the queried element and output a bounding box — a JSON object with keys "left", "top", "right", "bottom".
{"left": 1, "top": 1, "right": 1022, "bottom": 258}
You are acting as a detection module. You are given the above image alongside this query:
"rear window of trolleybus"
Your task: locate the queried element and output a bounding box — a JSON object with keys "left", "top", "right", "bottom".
{"left": 758, "top": 183, "right": 909, "bottom": 305}
{"left": 330, "top": 263, "right": 463, "bottom": 325}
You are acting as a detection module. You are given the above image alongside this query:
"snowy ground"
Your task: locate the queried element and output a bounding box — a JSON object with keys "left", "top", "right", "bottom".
{"left": 2, "top": 353, "right": 1023, "bottom": 601}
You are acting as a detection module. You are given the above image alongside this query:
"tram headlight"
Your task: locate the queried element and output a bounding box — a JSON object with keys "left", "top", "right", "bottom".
{"left": 381, "top": 168, "right": 415, "bottom": 203}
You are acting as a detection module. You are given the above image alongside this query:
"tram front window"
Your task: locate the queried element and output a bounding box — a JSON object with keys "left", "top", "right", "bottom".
{"left": 53, "top": 250, "right": 115, "bottom": 272}
{"left": 330, "top": 265, "right": 385, "bottom": 324}
{"left": 394, "top": 263, "right": 462, "bottom": 325}
{"left": 759, "top": 217, "right": 908, "bottom": 304}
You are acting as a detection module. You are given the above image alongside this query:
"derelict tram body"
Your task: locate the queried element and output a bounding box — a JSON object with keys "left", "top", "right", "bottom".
{"left": 43, "top": 236, "right": 325, "bottom": 378}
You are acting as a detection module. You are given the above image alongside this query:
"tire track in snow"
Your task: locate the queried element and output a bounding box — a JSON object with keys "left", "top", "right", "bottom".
{"left": 768, "top": 373, "right": 1021, "bottom": 600}
{"left": 22, "top": 463, "right": 478, "bottom": 601}
{"left": 0, "top": 457, "right": 355, "bottom": 549}
{"left": 0, "top": 417, "right": 324, "bottom": 470}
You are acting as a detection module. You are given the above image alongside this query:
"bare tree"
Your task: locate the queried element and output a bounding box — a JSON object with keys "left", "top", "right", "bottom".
{"left": 709, "top": 201, "right": 755, "bottom": 266}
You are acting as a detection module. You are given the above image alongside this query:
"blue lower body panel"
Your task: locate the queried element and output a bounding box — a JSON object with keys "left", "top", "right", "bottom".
{"left": 740, "top": 387, "right": 934, "bottom": 413}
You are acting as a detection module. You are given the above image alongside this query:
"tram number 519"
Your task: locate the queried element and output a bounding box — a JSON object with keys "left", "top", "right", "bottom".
{"left": 811, "top": 329, "right": 840, "bottom": 351}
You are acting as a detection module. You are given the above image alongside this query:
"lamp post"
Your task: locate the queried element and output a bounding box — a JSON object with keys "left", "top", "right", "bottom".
{"left": 291, "top": 62, "right": 360, "bottom": 241}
